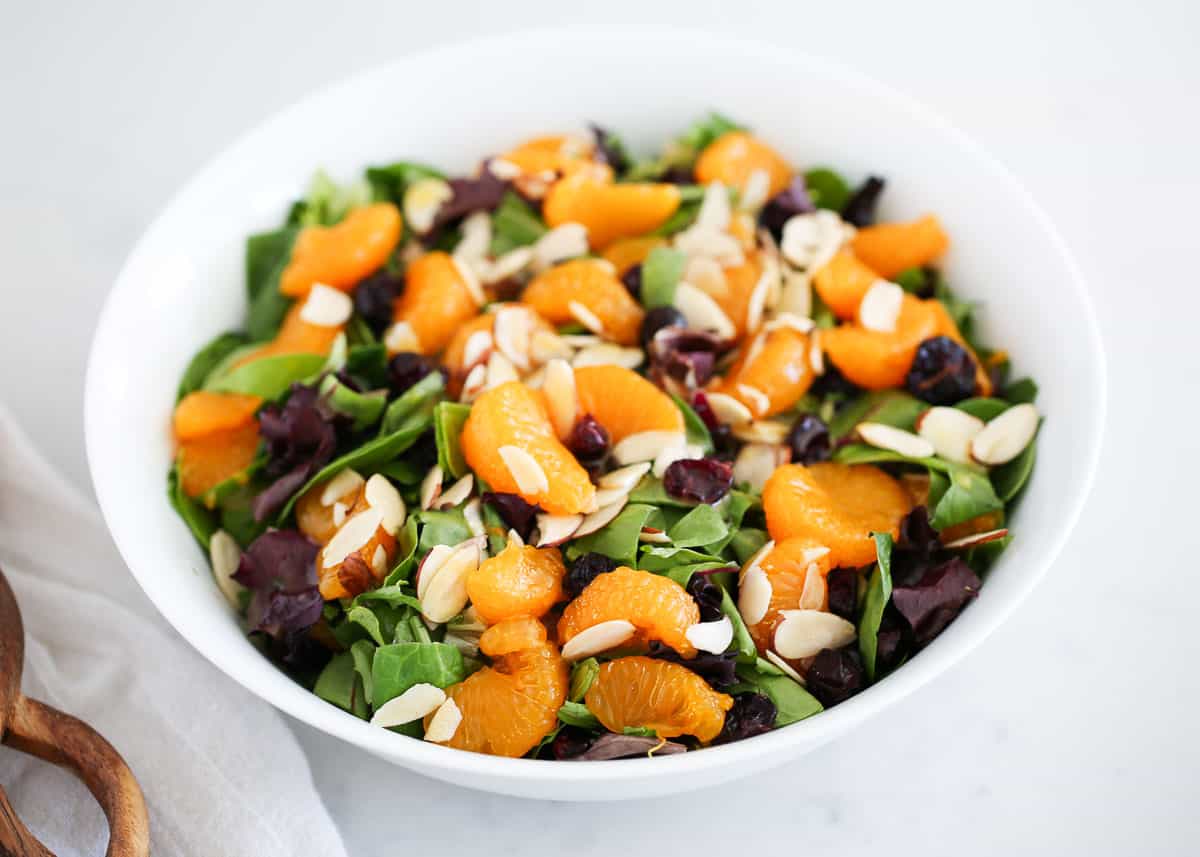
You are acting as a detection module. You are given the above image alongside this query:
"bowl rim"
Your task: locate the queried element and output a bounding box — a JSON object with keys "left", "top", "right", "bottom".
{"left": 84, "top": 28, "right": 1106, "bottom": 786}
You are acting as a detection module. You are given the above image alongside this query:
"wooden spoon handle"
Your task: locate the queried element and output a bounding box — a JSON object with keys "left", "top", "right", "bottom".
{"left": 0, "top": 783, "right": 55, "bottom": 857}
{"left": 3, "top": 694, "right": 149, "bottom": 857}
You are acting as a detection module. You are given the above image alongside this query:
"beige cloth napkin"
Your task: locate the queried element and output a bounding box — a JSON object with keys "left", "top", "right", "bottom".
{"left": 0, "top": 406, "right": 348, "bottom": 856}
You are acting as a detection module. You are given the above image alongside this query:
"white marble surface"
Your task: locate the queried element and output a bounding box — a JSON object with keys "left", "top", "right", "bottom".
{"left": 2, "top": 0, "right": 1197, "bottom": 853}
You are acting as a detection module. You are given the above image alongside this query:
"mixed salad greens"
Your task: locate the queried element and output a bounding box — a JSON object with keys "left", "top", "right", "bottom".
{"left": 169, "top": 113, "right": 1040, "bottom": 760}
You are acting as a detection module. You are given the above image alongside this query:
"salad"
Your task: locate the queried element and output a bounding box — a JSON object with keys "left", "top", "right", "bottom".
{"left": 168, "top": 114, "right": 1040, "bottom": 760}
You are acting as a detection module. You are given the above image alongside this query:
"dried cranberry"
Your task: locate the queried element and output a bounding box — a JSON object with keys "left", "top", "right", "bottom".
{"left": 640, "top": 305, "right": 686, "bottom": 350}
{"left": 690, "top": 392, "right": 720, "bottom": 430}
{"left": 759, "top": 176, "right": 815, "bottom": 240}
{"left": 387, "top": 352, "right": 435, "bottom": 395}
{"left": 551, "top": 726, "right": 595, "bottom": 760}
{"left": 662, "top": 458, "right": 733, "bottom": 504}
{"left": 686, "top": 574, "right": 725, "bottom": 622}
{"left": 480, "top": 492, "right": 540, "bottom": 542}
{"left": 810, "top": 362, "right": 860, "bottom": 397}
{"left": 806, "top": 646, "right": 866, "bottom": 706}
{"left": 564, "top": 552, "right": 618, "bottom": 598}
{"left": 786, "top": 414, "right": 831, "bottom": 464}
{"left": 567, "top": 414, "right": 610, "bottom": 462}
{"left": 620, "top": 263, "right": 643, "bottom": 300}
{"left": 891, "top": 557, "right": 981, "bottom": 646}
{"left": 840, "top": 176, "right": 886, "bottom": 227}
{"left": 353, "top": 269, "right": 402, "bottom": 334}
{"left": 905, "top": 336, "right": 978, "bottom": 405}
{"left": 826, "top": 567, "right": 860, "bottom": 621}
{"left": 709, "top": 424, "right": 741, "bottom": 462}
{"left": 648, "top": 641, "right": 738, "bottom": 689}
{"left": 713, "top": 693, "right": 777, "bottom": 744}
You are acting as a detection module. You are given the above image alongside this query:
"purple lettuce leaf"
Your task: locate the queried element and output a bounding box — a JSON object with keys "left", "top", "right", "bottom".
{"left": 251, "top": 384, "right": 339, "bottom": 521}
{"left": 233, "top": 529, "right": 322, "bottom": 638}
{"left": 891, "top": 557, "right": 981, "bottom": 646}
{"left": 428, "top": 167, "right": 509, "bottom": 233}
{"left": 713, "top": 693, "right": 776, "bottom": 744}
{"left": 562, "top": 732, "right": 688, "bottom": 761}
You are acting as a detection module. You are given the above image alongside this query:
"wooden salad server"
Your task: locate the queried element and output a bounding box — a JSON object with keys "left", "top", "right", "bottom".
{"left": 0, "top": 567, "right": 149, "bottom": 857}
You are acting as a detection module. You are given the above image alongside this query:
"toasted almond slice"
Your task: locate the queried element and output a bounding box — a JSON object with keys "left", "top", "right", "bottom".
{"left": 705, "top": 391, "right": 754, "bottom": 426}
{"left": 808, "top": 329, "right": 825, "bottom": 375}
{"left": 739, "top": 330, "right": 767, "bottom": 373}
{"left": 674, "top": 224, "right": 745, "bottom": 266}
{"left": 542, "top": 358, "right": 577, "bottom": 441}
{"left": 459, "top": 363, "right": 487, "bottom": 402}
{"left": 523, "top": 366, "right": 547, "bottom": 389}
{"left": 857, "top": 422, "right": 935, "bottom": 459}
{"left": 506, "top": 528, "right": 524, "bottom": 548}
{"left": 461, "top": 330, "right": 494, "bottom": 371}
{"left": 739, "top": 169, "right": 771, "bottom": 214}
{"left": 684, "top": 256, "right": 729, "bottom": 299}
{"left": 435, "top": 474, "right": 474, "bottom": 510}
{"left": 611, "top": 430, "right": 688, "bottom": 466}
{"left": 498, "top": 445, "right": 550, "bottom": 495}
{"left": 494, "top": 305, "right": 533, "bottom": 370}
{"left": 367, "top": 543, "right": 384, "bottom": 576}
{"left": 731, "top": 419, "right": 790, "bottom": 445}
{"left": 453, "top": 211, "right": 492, "bottom": 265}
{"left": 482, "top": 246, "right": 533, "bottom": 285}
{"left": 423, "top": 698, "right": 463, "bottom": 743}
{"left": 652, "top": 442, "right": 704, "bottom": 479}
{"left": 484, "top": 350, "right": 520, "bottom": 390}
{"left": 740, "top": 538, "right": 775, "bottom": 582}
{"left": 733, "top": 443, "right": 789, "bottom": 492}
{"left": 764, "top": 311, "right": 815, "bottom": 335}
{"left": 573, "top": 496, "right": 629, "bottom": 538}
{"left": 567, "top": 300, "right": 606, "bottom": 337}
{"left": 332, "top": 501, "right": 348, "bottom": 527}
{"left": 535, "top": 513, "right": 583, "bottom": 547}
{"left": 560, "top": 333, "right": 604, "bottom": 348}
{"left": 371, "top": 683, "right": 447, "bottom": 728}
{"left": 561, "top": 619, "right": 636, "bottom": 662}
{"left": 208, "top": 529, "right": 244, "bottom": 608}
{"left": 797, "top": 562, "right": 827, "bottom": 610}
{"left": 529, "top": 329, "right": 573, "bottom": 365}
{"left": 916, "top": 407, "right": 985, "bottom": 464}
{"left": 322, "top": 507, "right": 385, "bottom": 569}
{"left": 365, "top": 473, "right": 407, "bottom": 533}
{"left": 858, "top": 280, "right": 904, "bottom": 333}
{"left": 744, "top": 261, "right": 775, "bottom": 333}
{"left": 598, "top": 461, "right": 652, "bottom": 492}
{"left": 300, "top": 283, "right": 353, "bottom": 327}
{"left": 970, "top": 403, "right": 1039, "bottom": 465}
{"left": 943, "top": 528, "right": 1010, "bottom": 550}
{"left": 462, "top": 498, "right": 485, "bottom": 538}
{"left": 673, "top": 282, "right": 737, "bottom": 340}
{"left": 777, "top": 268, "right": 813, "bottom": 318}
{"left": 764, "top": 650, "right": 807, "bottom": 685}
{"left": 571, "top": 343, "right": 644, "bottom": 370}
{"left": 696, "top": 181, "right": 732, "bottom": 230}
{"left": 738, "top": 565, "right": 773, "bottom": 625}
{"left": 685, "top": 616, "right": 734, "bottom": 654}
{"left": 450, "top": 255, "right": 486, "bottom": 306}
{"left": 420, "top": 541, "right": 481, "bottom": 623}
{"left": 534, "top": 223, "right": 589, "bottom": 268}
{"left": 416, "top": 544, "right": 453, "bottom": 600}
{"left": 736, "top": 384, "right": 771, "bottom": 418}
{"left": 638, "top": 527, "right": 672, "bottom": 544}
{"left": 773, "top": 609, "right": 857, "bottom": 659}
{"left": 320, "top": 468, "right": 365, "bottom": 506}
{"left": 589, "top": 487, "right": 628, "bottom": 509}
{"left": 780, "top": 210, "right": 853, "bottom": 272}
{"left": 420, "top": 464, "right": 443, "bottom": 511}
{"left": 403, "top": 177, "right": 453, "bottom": 234}
{"left": 488, "top": 158, "right": 521, "bottom": 180}
{"left": 384, "top": 320, "right": 421, "bottom": 354}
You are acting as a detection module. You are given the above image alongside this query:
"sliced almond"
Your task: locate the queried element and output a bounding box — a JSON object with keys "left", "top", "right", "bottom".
{"left": 808, "top": 329, "right": 825, "bottom": 375}
{"left": 740, "top": 330, "right": 767, "bottom": 372}
{"left": 459, "top": 363, "right": 487, "bottom": 403}
{"left": 797, "top": 562, "right": 827, "bottom": 610}
{"left": 735, "top": 384, "right": 771, "bottom": 418}
{"left": 332, "top": 501, "right": 348, "bottom": 527}
{"left": 638, "top": 527, "right": 672, "bottom": 544}
{"left": 534, "top": 223, "right": 589, "bottom": 268}
{"left": 384, "top": 320, "right": 421, "bottom": 354}
{"left": 970, "top": 403, "right": 1039, "bottom": 466}
{"left": 571, "top": 343, "right": 644, "bottom": 370}
{"left": 597, "top": 461, "right": 652, "bottom": 492}
{"left": 858, "top": 280, "right": 904, "bottom": 333}
{"left": 764, "top": 650, "right": 807, "bottom": 685}
{"left": 732, "top": 443, "right": 789, "bottom": 492}
{"left": 488, "top": 158, "right": 521, "bottom": 180}
{"left": 498, "top": 445, "right": 549, "bottom": 495}
{"left": 208, "top": 529, "right": 244, "bottom": 608}
{"left": 777, "top": 268, "right": 813, "bottom": 318}
{"left": 320, "top": 468, "right": 365, "bottom": 506}
{"left": 535, "top": 513, "right": 584, "bottom": 547}
{"left": 541, "top": 358, "right": 578, "bottom": 441}
{"left": 462, "top": 498, "right": 485, "bottom": 538}
{"left": 612, "top": 430, "right": 688, "bottom": 465}
{"left": 416, "top": 544, "right": 453, "bottom": 600}
{"left": 420, "top": 540, "right": 481, "bottom": 623}
{"left": 434, "top": 474, "right": 474, "bottom": 510}
{"left": 773, "top": 609, "right": 857, "bottom": 659}
{"left": 567, "top": 300, "right": 606, "bottom": 337}
{"left": 423, "top": 698, "right": 463, "bottom": 743}
{"left": 695, "top": 182, "right": 732, "bottom": 230}
{"left": 506, "top": 528, "right": 524, "bottom": 548}
{"left": 528, "top": 329, "right": 573, "bottom": 365}
{"left": 592, "top": 486, "right": 632, "bottom": 508}
{"left": 493, "top": 305, "right": 533, "bottom": 370}
{"left": 857, "top": 422, "right": 935, "bottom": 459}
{"left": 485, "top": 350, "right": 520, "bottom": 390}
{"left": 780, "top": 210, "right": 853, "bottom": 272}
{"left": 705, "top": 391, "right": 754, "bottom": 426}
{"left": 322, "top": 507, "right": 385, "bottom": 570}
{"left": 916, "top": 406, "right": 985, "bottom": 464}
{"left": 371, "top": 683, "right": 447, "bottom": 728}
{"left": 943, "top": 528, "right": 1010, "bottom": 550}
{"left": 684, "top": 256, "right": 729, "bottom": 299}
{"left": 419, "top": 464, "right": 443, "bottom": 511}
{"left": 523, "top": 366, "right": 547, "bottom": 389}
{"left": 560, "top": 333, "right": 604, "bottom": 349}
{"left": 365, "top": 473, "right": 407, "bottom": 533}
{"left": 451, "top": 255, "right": 486, "bottom": 306}
{"left": 561, "top": 620, "right": 636, "bottom": 662}
{"left": 299, "top": 283, "right": 353, "bottom": 327}
{"left": 481, "top": 246, "right": 533, "bottom": 285}
{"left": 573, "top": 496, "right": 629, "bottom": 538}
{"left": 403, "top": 177, "right": 453, "bottom": 234}
{"left": 674, "top": 224, "right": 745, "bottom": 267}
{"left": 739, "top": 169, "right": 771, "bottom": 214}
{"left": 740, "top": 539, "right": 775, "bottom": 582}
{"left": 673, "top": 282, "right": 737, "bottom": 340}
{"left": 738, "top": 565, "right": 773, "bottom": 625}
{"left": 744, "top": 260, "right": 776, "bottom": 333}
{"left": 652, "top": 441, "right": 704, "bottom": 479}
{"left": 461, "top": 329, "right": 493, "bottom": 371}
{"left": 453, "top": 211, "right": 492, "bottom": 266}
{"left": 764, "top": 312, "right": 816, "bottom": 335}
{"left": 731, "top": 419, "right": 790, "bottom": 445}
{"left": 685, "top": 616, "right": 734, "bottom": 654}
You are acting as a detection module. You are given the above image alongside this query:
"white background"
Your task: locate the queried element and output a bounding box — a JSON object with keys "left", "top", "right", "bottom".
{"left": 2, "top": 1, "right": 1197, "bottom": 853}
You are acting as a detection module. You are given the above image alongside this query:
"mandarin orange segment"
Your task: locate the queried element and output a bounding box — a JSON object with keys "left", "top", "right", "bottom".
{"left": 762, "top": 462, "right": 912, "bottom": 568}
{"left": 745, "top": 537, "right": 834, "bottom": 653}
{"left": 295, "top": 476, "right": 365, "bottom": 546}
{"left": 176, "top": 421, "right": 260, "bottom": 499}
{"left": 813, "top": 250, "right": 884, "bottom": 320}
{"left": 499, "top": 134, "right": 595, "bottom": 179}
{"left": 233, "top": 302, "right": 344, "bottom": 367}
{"left": 601, "top": 236, "right": 667, "bottom": 275}
{"left": 432, "top": 616, "right": 568, "bottom": 757}
{"left": 317, "top": 522, "right": 397, "bottom": 601}
{"left": 694, "top": 131, "right": 792, "bottom": 197}
{"left": 719, "top": 326, "right": 814, "bottom": 418}
{"left": 558, "top": 567, "right": 700, "bottom": 657}
{"left": 851, "top": 214, "right": 949, "bottom": 279}
{"left": 467, "top": 541, "right": 566, "bottom": 625}
{"left": 441, "top": 314, "right": 495, "bottom": 378}
{"left": 279, "top": 202, "right": 402, "bottom": 298}
{"left": 173, "top": 391, "right": 262, "bottom": 442}
{"left": 543, "top": 172, "right": 681, "bottom": 249}
{"left": 585, "top": 656, "right": 732, "bottom": 742}
{"left": 393, "top": 251, "right": 481, "bottom": 354}
{"left": 572, "top": 364, "right": 684, "bottom": 443}
{"left": 460, "top": 381, "right": 595, "bottom": 515}
{"left": 821, "top": 294, "right": 946, "bottom": 390}
{"left": 521, "top": 258, "right": 645, "bottom": 346}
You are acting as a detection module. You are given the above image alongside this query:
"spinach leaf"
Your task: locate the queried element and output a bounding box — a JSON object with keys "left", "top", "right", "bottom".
{"left": 622, "top": 726, "right": 657, "bottom": 738}
{"left": 858, "top": 533, "right": 894, "bottom": 681}
{"left": 670, "top": 394, "right": 714, "bottom": 453}
{"left": 927, "top": 468, "right": 950, "bottom": 510}
{"left": 345, "top": 344, "right": 389, "bottom": 388}
{"left": 417, "top": 508, "right": 473, "bottom": 554}
{"left": 349, "top": 639, "right": 376, "bottom": 706}
{"left": 828, "top": 390, "right": 925, "bottom": 439}
{"left": 245, "top": 226, "right": 299, "bottom": 341}
{"left": 641, "top": 247, "right": 687, "bottom": 309}
{"left": 955, "top": 397, "right": 1010, "bottom": 421}
{"left": 205, "top": 352, "right": 327, "bottom": 400}
{"left": 679, "top": 112, "right": 744, "bottom": 152}
{"left": 434, "top": 402, "right": 472, "bottom": 479}
{"left": 569, "top": 658, "right": 600, "bottom": 702}
{"left": 478, "top": 492, "right": 510, "bottom": 556}
{"left": 1004, "top": 377, "right": 1039, "bottom": 404}
{"left": 365, "top": 161, "right": 445, "bottom": 205}
{"left": 346, "top": 605, "right": 387, "bottom": 645}
{"left": 934, "top": 279, "right": 976, "bottom": 336}
{"left": 371, "top": 642, "right": 465, "bottom": 706}
{"left": 735, "top": 661, "right": 823, "bottom": 725}
{"left": 627, "top": 475, "right": 696, "bottom": 508}
{"left": 666, "top": 504, "right": 728, "bottom": 548}
{"left": 293, "top": 169, "right": 371, "bottom": 227}
{"left": 320, "top": 374, "right": 387, "bottom": 430}
{"left": 167, "top": 465, "right": 216, "bottom": 550}
{"left": 566, "top": 503, "right": 657, "bottom": 566}
{"left": 706, "top": 490, "right": 755, "bottom": 554}
{"left": 651, "top": 201, "right": 701, "bottom": 237}
{"left": 729, "top": 527, "right": 768, "bottom": 564}
{"left": 893, "top": 267, "right": 929, "bottom": 294}
{"left": 216, "top": 483, "right": 268, "bottom": 548}
{"left": 804, "top": 168, "right": 851, "bottom": 211}
{"left": 639, "top": 546, "right": 726, "bottom": 572}
{"left": 930, "top": 465, "right": 1004, "bottom": 530}
{"left": 380, "top": 371, "right": 444, "bottom": 435}
{"left": 833, "top": 444, "right": 953, "bottom": 473}
{"left": 376, "top": 458, "right": 424, "bottom": 486}
{"left": 557, "top": 701, "right": 602, "bottom": 730}
{"left": 354, "top": 586, "right": 423, "bottom": 613}
{"left": 176, "top": 332, "right": 248, "bottom": 401}
{"left": 991, "top": 432, "right": 1037, "bottom": 502}
{"left": 381, "top": 517, "right": 420, "bottom": 585}
{"left": 665, "top": 564, "right": 756, "bottom": 661}
{"left": 489, "top": 191, "right": 547, "bottom": 255}
{"left": 314, "top": 652, "right": 369, "bottom": 719}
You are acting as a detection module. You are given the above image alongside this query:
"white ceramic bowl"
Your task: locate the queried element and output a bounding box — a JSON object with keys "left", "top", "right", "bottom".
{"left": 85, "top": 30, "right": 1105, "bottom": 800}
